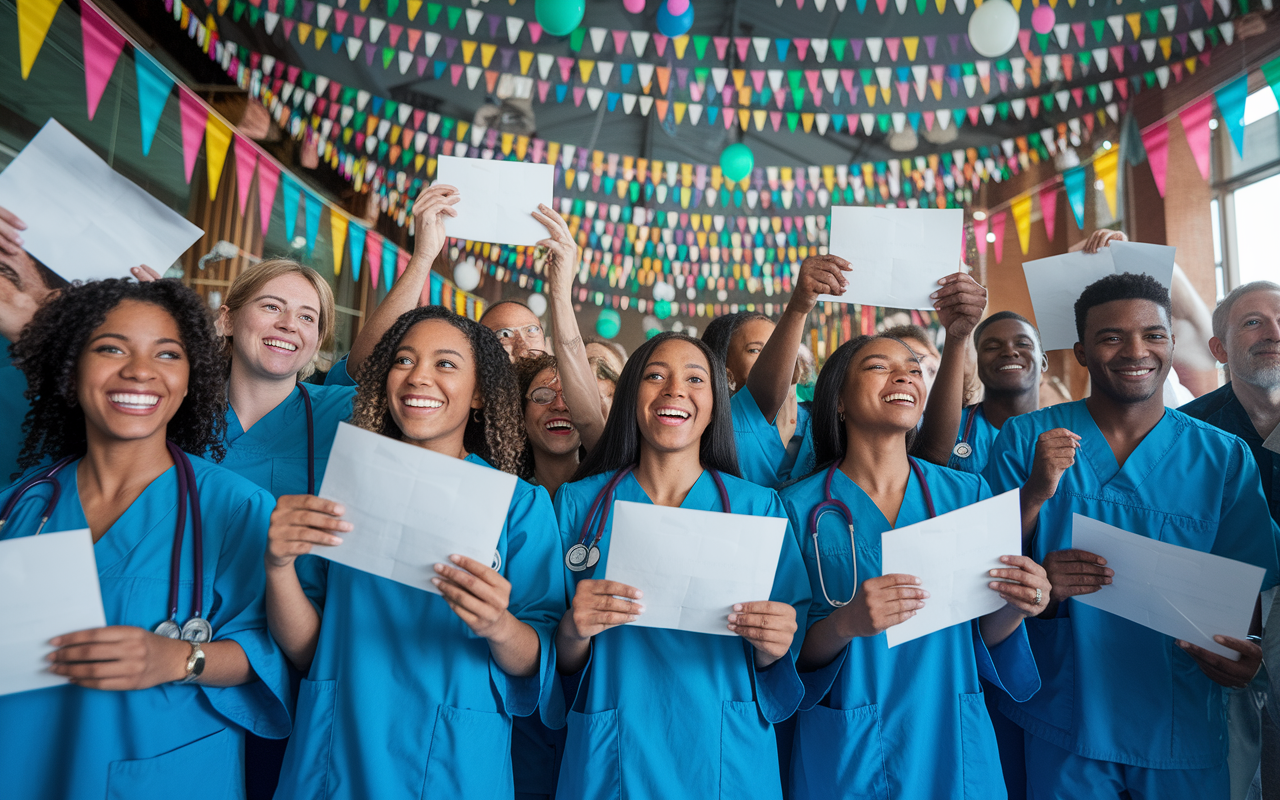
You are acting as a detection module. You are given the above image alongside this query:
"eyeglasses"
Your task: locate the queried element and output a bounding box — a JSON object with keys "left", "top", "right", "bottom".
{"left": 495, "top": 324, "right": 544, "bottom": 341}
{"left": 527, "top": 386, "right": 565, "bottom": 405}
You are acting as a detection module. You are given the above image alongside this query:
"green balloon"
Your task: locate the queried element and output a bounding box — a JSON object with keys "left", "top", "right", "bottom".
{"left": 720, "top": 143, "right": 755, "bottom": 183}
{"left": 535, "top": 0, "right": 584, "bottom": 37}
{"left": 645, "top": 328, "right": 662, "bottom": 340}
{"left": 596, "top": 308, "right": 621, "bottom": 339}
{"left": 654, "top": 300, "right": 672, "bottom": 320}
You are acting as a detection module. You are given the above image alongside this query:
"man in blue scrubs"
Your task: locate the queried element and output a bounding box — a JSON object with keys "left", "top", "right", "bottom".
{"left": 986, "top": 273, "right": 1280, "bottom": 798}
{"left": 1180, "top": 280, "right": 1280, "bottom": 799}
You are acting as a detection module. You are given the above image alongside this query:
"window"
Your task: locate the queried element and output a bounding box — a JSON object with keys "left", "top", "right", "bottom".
{"left": 1211, "top": 86, "right": 1280, "bottom": 293}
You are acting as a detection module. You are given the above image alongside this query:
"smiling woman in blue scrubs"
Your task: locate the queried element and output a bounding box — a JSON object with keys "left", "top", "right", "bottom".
{"left": 781, "top": 332, "right": 1047, "bottom": 800}
{"left": 264, "top": 306, "right": 564, "bottom": 799}
{"left": 550, "top": 332, "right": 811, "bottom": 800}
{"left": 0, "top": 279, "right": 289, "bottom": 800}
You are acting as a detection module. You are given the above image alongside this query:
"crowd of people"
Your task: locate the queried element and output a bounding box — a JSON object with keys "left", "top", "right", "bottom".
{"left": 0, "top": 185, "right": 1276, "bottom": 800}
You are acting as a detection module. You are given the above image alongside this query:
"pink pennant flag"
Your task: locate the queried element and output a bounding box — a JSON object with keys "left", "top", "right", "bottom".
{"left": 612, "top": 30, "right": 628, "bottom": 54}
{"left": 734, "top": 37, "right": 750, "bottom": 61}
{"left": 233, "top": 136, "right": 258, "bottom": 216}
{"left": 366, "top": 230, "right": 384, "bottom": 288}
{"left": 990, "top": 210, "right": 1007, "bottom": 264}
{"left": 973, "top": 217, "right": 988, "bottom": 254}
{"left": 1039, "top": 184, "right": 1058, "bottom": 243}
{"left": 81, "top": 3, "right": 127, "bottom": 121}
{"left": 713, "top": 37, "right": 729, "bottom": 60}
{"left": 1178, "top": 96, "right": 1214, "bottom": 181}
{"left": 179, "top": 89, "right": 208, "bottom": 184}
{"left": 256, "top": 158, "right": 281, "bottom": 236}
{"left": 1142, "top": 121, "right": 1171, "bottom": 196}
{"left": 527, "top": 22, "right": 543, "bottom": 44}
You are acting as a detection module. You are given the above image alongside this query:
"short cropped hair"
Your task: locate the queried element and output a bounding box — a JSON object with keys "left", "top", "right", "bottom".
{"left": 974, "top": 310, "right": 1042, "bottom": 352}
{"left": 1212, "top": 280, "right": 1280, "bottom": 341}
{"left": 1074, "top": 272, "right": 1172, "bottom": 342}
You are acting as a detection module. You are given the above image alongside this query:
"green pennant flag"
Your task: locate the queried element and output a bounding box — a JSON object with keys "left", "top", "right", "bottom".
{"left": 1035, "top": 32, "right": 1049, "bottom": 52}
{"left": 427, "top": 3, "right": 442, "bottom": 24}
{"left": 1028, "top": 131, "right": 1042, "bottom": 150}
{"left": 876, "top": 114, "right": 891, "bottom": 133}
{"left": 385, "top": 99, "right": 399, "bottom": 119}
{"left": 830, "top": 39, "right": 845, "bottom": 61}
{"left": 446, "top": 6, "right": 462, "bottom": 29}
{"left": 1143, "top": 71, "right": 1156, "bottom": 88}
{"left": 301, "top": 71, "right": 315, "bottom": 90}
{"left": 916, "top": 0, "right": 926, "bottom": 12}
{"left": 341, "top": 86, "right": 356, "bottom": 105}
{"left": 440, "top": 117, "right": 455, "bottom": 138}
{"left": 786, "top": 112, "right": 799, "bottom": 132}
{"left": 569, "top": 27, "right": 586, "bottom": 52}
{"left": 977, "top": 146, "right": 990, "bottom": 159}
{"left": 693, "top": 36, "right": 709, "bottom": 60}
{"left": 354, "top": 111, "right": 367, "bottom": 130}
{"left": 387, "top": 0, "right": 400, "bottom": 17}
{"left": 793, "top": 91, "right": 804, "bottom": 111}
{"left": 377, "top": 140, "right": 389, "bottom": 160}
{"left": 1207, "top": 27, "right": 1220, "bottom": 47}
{"left": 787, "top": 70, "right": 803, "bottom": 93}
{"left": 629, "top": 182, "right": 640, "bottom": 203}
{"left": 997, "top": 101, "right": 1009, "bottom": 119}
{"left": 694, "top": 67, "right": 709, "bottom": 84}
{"left": 1091, "top": 19, "right": 1105, "bottom": 43}
{"left": 996, "top": 58, "right": 1010, "bottom": 72}
{"left": 233, "top": 0, "right": 247, "bottom": 21}
{"left": 248, "top": 6, "right": 260, "bottom": 26}
{"left": 1085, "top": 84, "right": 1098, "bottom": 104}
{"left": 952, "top": 108, "right": 965, "bottom": 128}
{"left": 859, "top": 68, "right": 873, "bottom": 85}
{"left": 961, "top": 62, "right": 975, "bottom": 76}
{"left": 284, "top": 0, "right": 297, "bottom": 16}
{"left": 941, "top": 151, "right": 953, "bottom": 171}
{"left": 1238, "top": 0, "right": 1248, "bottom": 15}
{"left": 1041, "top": 92, "right": 1053, "bottom": 109}
{"left": 1261, "top": 57, "right": 1280, "bottom": 105}
{"left": 382, "top": 48, "right": 394, "bottom": 69}
{"left": 1144, "top": 10, "right": 1158, "bottom": 32}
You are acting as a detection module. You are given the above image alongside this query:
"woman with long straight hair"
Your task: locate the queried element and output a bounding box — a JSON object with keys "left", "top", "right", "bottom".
{"left": 550, "top": 332, "right": 811, "bottom": 800}
{"left": 0, "top": 279, "right": 289, "bottom": 799}
{"left": 781, "top": 333, "right": 1049, "bottom": 799}
{"left": 265, "top": 306, "right": 564, "bottom": 799}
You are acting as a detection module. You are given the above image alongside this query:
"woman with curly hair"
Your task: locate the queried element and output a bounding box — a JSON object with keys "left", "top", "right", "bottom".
{"left": 549, "top": 332, "right": 811, "bottom": 800}
{"left": 0, "top": 279, "right": 290, "bottom": 800}
{"left": 265, "top": 306, "right": 565, "bottom": 799}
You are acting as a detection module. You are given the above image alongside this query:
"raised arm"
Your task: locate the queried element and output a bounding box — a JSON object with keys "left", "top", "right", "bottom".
{"left": 747, "top": 255, "right": 849, "bottom": 422}
{"left": 534, "top": 204, "right": 606, "bottom": 452}
{"left": 0, "top": 207, "right": 55, "bottom": 341}
{"left": 345, "top": 185, "right": 458, "bottom": 377}
{"left": 914, "top": 273, "right": 987, "bottom": 465}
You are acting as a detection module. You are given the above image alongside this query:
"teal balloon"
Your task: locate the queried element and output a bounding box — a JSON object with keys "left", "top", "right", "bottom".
{"left": 656, "top": 1, "right": 694, "bottom": 37}
{"left": 535, "top": 0, "right": 584, "bottom": 37}
{"left": 596, "top": 309, "right": 622, "bottom": 339}
{"left": 645, "top": 328, "right": 662, "bottom": 339}
{"left": 654, "top": 300, "right": 672, "bottom": 320}
{"left": 720, "top": 143, "right": 754, "bottom": 183}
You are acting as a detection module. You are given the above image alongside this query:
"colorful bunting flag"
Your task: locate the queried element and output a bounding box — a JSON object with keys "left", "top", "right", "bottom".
{"left": 366, "top": 230, "right": 384, "bottom": 289}
{"left": 990, "top": 210, "right": 1006, "bottom": 264}
{"left": 1011, "top": 195, "right": 1033, "bottom": 254}
{"left": 1093, "top": 147, "right": 1119, "bottom": 217}
{"left": 330, "top": 209, "right": 349, "bottom": 274}
{"left": 1213, "top": 74, "right": 1248, "bottom": 158}
{"left": 256, "top": 159, "right": 281, "bottom": 236}
{"left": 1177, "top": 96, "right": 1214, "bottom": 181}
{"left": 178, "top": 89, "right": 208, "bottom": 183}
{"left": 304, "top": 192, "right": 323, "bottom": 256}
{"left": 348, "top": 222, "right": 367, "bottom": 280}
{"left": 134, "top": 53, "right": 173, "bottom": 156}
{"left": 233, "top": 137, "right": 258, "bottom": 215}
{"left": 1141, "top": 121, "right": 1171, "bottom": 196}
{"left": 282, "top": 176, "right": 301, "bottom": 241}
{"left": 81, "top": 2, "right": 127, "bottom": 120}
{"left": 204, "top": 116, "right": 233, "bottom": 200}
{"left": 18, "top": 0, "right": 63, "bottom": 79}
{"left": 1038, "top": 184, "right": 1058, "bottom": 242}
{"left": 1063, "top": 166, "right": 1086, "bottom": 228}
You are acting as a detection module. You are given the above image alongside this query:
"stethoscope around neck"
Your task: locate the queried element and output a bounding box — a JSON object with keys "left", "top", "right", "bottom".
{"left": 951, "top": 403, "right": 982, "bottom": 461}
{"left": 565, "top": 464, "right": 732, "bottom": 573}
{"left": 0, "top": 441, "right": 215, "bottom": 643}
{"left": 809, "top": 456, "right": 936, "bottom": 609}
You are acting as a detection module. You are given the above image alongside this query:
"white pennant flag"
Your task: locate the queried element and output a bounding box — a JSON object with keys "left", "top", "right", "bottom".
{"left": 631, "top": 31, "right": 650, "bottom": 57}
{"left": 315, "top": 75, "right": 329, "bottom": 96}
{"left": 1100, "top": 80, "right": 1114, "bottom": 101}
{"left": 1161, "top": 6, "right": 1177, "bottom": 30}
{"left": 622, "top": 93, "right": 637, "bottom": 114}
{"left": 368, "top": 17, "right": 386, "bottom": 44}
{"left": 639, "top": 95, "right": 654, "bottom": 116}
{"left": 866, "top": 38, "right": 883, "bottom": 62}
{"left": 1220, "top": 21, "right": 1235, "bottom": 45}
{"left": 264, "top": 12, "right": 280, "bottom": 34}
{"left": 466, "top": 66, "right": 483, "bottom": 89}
{"left": 1053, "top": 23, "right": 1070, "bottom": 49}
{"left": 423, "top": 31, "right": 441, "bottom": 57}
{"left": 597, "top": 61, "right": 614, "bottom": 85}
{"left": 537, "top": 53, "right": 555, "bottom": 79}
{"left": 465, "top": 8, "right": 483, "bottom": 35}
{"left": 426, "top": 112, "right": 440, "bottom": 133}
{"left": 1141, "top": 39, "right": 1157, "bottom": 62}
{"left": 346, "top": 37, "right": 363, "bottom": 60}
{"left": 398, "top": 104, "right": 412, "bottom": 125}
{"left": 753, "top": 37, "right": 770, "bottom": 62}
{"left": 1092, "top": 48, "right": 1109, "bottom": 72}
{"left": 586, "top": 88, "right": 603, "bottom": 110}
{"left": 1107, "top": 15, "right": 1124, "bottom": 41}
{"left": 637, "top": 63, "right": 655, "bottom": 90}
{"left": 506, "top": 17, "right": 524, "bottom": 44}
{"left": 589, "top": 27, "right": 608, "bottom": 53}
{"left": 712, "top": 68, "right": 729, "bottom": 91}
{"left": 688, "top": 104, "right": 703, "bottom": 125}
{"left": 316, "top": 4, "right": 332, "bottom": 28}
{"left": 356, "top": 90, "right": 371, "bottom": 110}
{"left": 767, "top": 69, "right": 784, "bottom": 90}
{"left": 812, "top": 39, "right": 828, "bottom": 63}
{"left": 398, "top": 51, "right": 413, "bottom": 74}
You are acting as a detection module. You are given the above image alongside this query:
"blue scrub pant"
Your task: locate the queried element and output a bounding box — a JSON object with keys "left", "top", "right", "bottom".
{"left": 1024, "top": 734, "right": 1229, "bottom": 800}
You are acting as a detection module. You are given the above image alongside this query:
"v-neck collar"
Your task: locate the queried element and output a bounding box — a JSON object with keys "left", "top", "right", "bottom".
{"left": 63, "top": 460, "right": 182, "bottom": 576}
{"left": 225, "top": 384, "right": 302, "bottom": 445}
{"left": 830, "top": 462, "right": 925, "bottom": 530}
{"left": 1071, "top": 400, "right": 1179, "bottom": 494}
{"left": 621, "top": 468, "right": 722, "bottom": 511}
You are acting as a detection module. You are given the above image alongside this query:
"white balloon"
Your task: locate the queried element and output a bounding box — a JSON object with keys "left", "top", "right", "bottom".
{"left": 453, "top": 259, "right": 481, "bottom": 292}
{"left": 968, "top": 0, "right": 1020, "bottom": 58}
{"left": 686, "top": 287, "right": 697, "bottom": 300}
{"left": 654, "top": 281, "right": 674, "bottom": 302}
{"left": 642, "top": 315, "right": 661, "bottom": 331}
{"left": 716, "top": 289, "right": 728, "bottom": 302}
{"left": 526, "top": 293, "right": 548, "bottom": 317}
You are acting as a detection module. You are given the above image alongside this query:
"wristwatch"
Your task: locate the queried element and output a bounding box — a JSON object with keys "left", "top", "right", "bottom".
{"left": 179, "top": 641, "right": 206, "bottom": 684}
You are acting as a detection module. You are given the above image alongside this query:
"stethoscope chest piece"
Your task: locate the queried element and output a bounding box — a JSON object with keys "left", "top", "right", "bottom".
{"left": 153, "top": 620, "right": 182, "bottom": 639}
{"left": 565, "top": 543, "right": 599, "bottom": 572}
{"left": 952, "top": 442, "right": 973, "bottom": 459}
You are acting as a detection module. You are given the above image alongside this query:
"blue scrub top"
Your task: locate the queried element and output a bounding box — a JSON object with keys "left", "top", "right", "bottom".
{"left": 948, "top": 404, "right": 1002, "bottom": 475}
{"left": 732, "top": 386, "right": 816, "bottom": 489}
{"left": 780, "top": 459, "right": 1039, "bottom": 800}
{"left": 274, "top": 454, "right": 565, "bottom": 800}
{"left": 0, "top": 456, "right": 291, "bottom": 800}
{"left": 218, "top": 381, "right": 356, "bottom": 498}
{"left": 549, "top": 469, "right": 811, "bottom": 800}
{"left": 0, "top": 336, "right": 30, "bottom": 483}
{"left": 985, "top": 400, "right": 1280, "bottom": 770}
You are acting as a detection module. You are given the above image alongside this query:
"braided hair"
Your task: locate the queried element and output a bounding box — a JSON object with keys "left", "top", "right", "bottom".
{"left": 12, "top": 278, "right": 227, "bottom": 474}
{"left": 350, "top": 306, "right": 527, "bottom": 476}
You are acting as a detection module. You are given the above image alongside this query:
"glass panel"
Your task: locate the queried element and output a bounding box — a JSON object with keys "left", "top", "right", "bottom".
{"left": 1232, "top": 172, "right": 1280, "bottom": 285}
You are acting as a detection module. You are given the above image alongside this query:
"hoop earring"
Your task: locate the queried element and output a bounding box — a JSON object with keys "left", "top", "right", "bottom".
{"left": 472, "top": 408, "right": 482, "bottom": 423}
{"left": 838, "top": 411, "right": 845, "bottom": 422}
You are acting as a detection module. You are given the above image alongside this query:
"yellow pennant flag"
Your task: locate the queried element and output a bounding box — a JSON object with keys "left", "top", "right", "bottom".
{"left": 519, "top": 50, "right": 534, "bottom": 75}
{"left": 205, "top": 117, "right": 233, "bottom": 201}
{"left": 903, "top": 37, "right": 919, "bottom": 61}
{"left": 578, "top": 59, "right": 595, "bottom": 83}
{"left": 461, "top": 40, "right": 477, "bottom": 64}
{"left": 217, "top": 0, "right": 230, "bottom": 12}
{"left": 330, "top": 211, "right": 348, "bottom": 276}
{"left": 18, "top": 0, "right": 63, "bottom": 79}
{"left": 359, "top": 0, "right": 371, "bottom": 10}
{"left": 673, "top": 35, "right": 690, "bottom": 60}
{"left": 1011, "top": 194, "right": 1033, "bottom": 254}
{"left": 407, "top": 0, "right": 423, "bottom": 19}
{"left": 1125, "top": 13, "right": 1141, "bottom": 38}
{"left": 315, "top": 30, "right": 328, "bottom": 49}
{"left": 501, "top": 132, "right": 513, "bottom": 154}
{"left": 481, "top": 43, "right": 496, "bottom": 68}
{"left": 297, "top": 22, "right": 312, "bottom": 44}
{"left": 1094, "top": 148, "right": 1119, "bottom": 218}
{"left": 752, "top": 109, "right": 766, "bottom": 130}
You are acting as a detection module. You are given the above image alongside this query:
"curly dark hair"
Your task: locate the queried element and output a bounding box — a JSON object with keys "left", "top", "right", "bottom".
{"left": 350, "top": 306, "right": 527, "bottom": 476}
{"left": 513, "top": 352, "right": 559, "bottom": 480}
{"left": 1074, "top": 272, "right": 1173, "bottom": 343}
{"left": 12, "top": 279, "right": 228, "bottom": 474}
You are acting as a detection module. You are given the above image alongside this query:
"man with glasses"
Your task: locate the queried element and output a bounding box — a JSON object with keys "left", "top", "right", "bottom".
{"left": 480, "top": 300, "right": 549, "bottom": 360}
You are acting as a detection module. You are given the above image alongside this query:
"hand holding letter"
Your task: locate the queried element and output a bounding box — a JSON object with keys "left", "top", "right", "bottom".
{"left": 728, "top": 600, "right": 797, "bottom": 668}
{"left": 791, "top": 255, "right": 850, "bottom": 315}
{"left": 265, "top": 495, "right": 351, "bottom": 571}
{"left": 931, "top": 272, "right": 988, "bottom": 339}
{"left": 1177, "top": 635, "right": 1263, "bottom": 689}
{"left": 988, "top": 555, "right": 1052, "bottom": 617}
{"left": 838, "top": 574, "right": 929, "bottom": 638}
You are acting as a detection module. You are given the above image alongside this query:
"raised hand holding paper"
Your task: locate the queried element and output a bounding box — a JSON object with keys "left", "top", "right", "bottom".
{"left": 1022, "top": 242, "right": 1177, "bottom": 351}
{"left": 0, "top": 530, "right": 106, "bottom": 696}
{"left": 603, "top": 500, "right": 787, "bottom": 636}
{"left": 818, "top": 207, "right": 963, "bottom": 310}
{"left": 881, "top": 489, "right": 1021, "bottom": 648}
{"left": 1070, "top": 514, "right": 1264, "bottom": 660}
{"left": 313, "top": 423, "right": 518, "bottom": 594}
{"left": 0, "top": 120, "right": 203, "bottom": 283}
{"left": 435, "top": 155, "right": 554, "bottom": 247}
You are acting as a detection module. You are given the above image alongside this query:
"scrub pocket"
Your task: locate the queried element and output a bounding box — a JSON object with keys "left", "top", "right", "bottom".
{"left": 421, "top": 705, "right": 512, "bottom": 799}
{"left": 107, "top": 726, "right": 243, "bottom": 800}
{"left": 278, "top": 678, "right": 337, "bottom": 800}
{"left": 719, "top": 701, "right": 780, "bottom": 800}
{"left": 957, "top": 692, "right": 1004, "bottom": 799}
{"left": 791, "top": 702, "right": 888, "bottom": 800}
{"left": 558, "top": 709, "right": 620, "bottom": 800}
{"left": 1020, "top": 616, "right": 1074, "bottom": 732}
